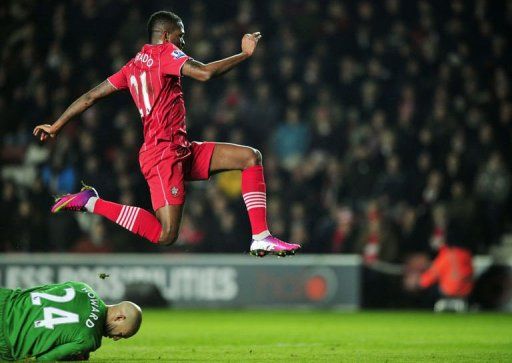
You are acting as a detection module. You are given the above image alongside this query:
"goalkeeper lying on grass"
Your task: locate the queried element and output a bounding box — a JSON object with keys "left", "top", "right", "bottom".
{"left": 0, "top": 281, "right": 141, "bottom": 361}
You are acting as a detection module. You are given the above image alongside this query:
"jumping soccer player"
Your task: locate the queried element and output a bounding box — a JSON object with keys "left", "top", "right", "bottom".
{"left": 33, "top": 10, "right": 300, "bottom": 257}
{"left": 0, "top": 281, "right": 142, "bottom": 361}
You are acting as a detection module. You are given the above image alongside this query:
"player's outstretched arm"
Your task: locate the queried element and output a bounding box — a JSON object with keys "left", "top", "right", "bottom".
{"left": 33, "top": 80, "right": 117, "bottom": 141}
{"left": 35, "top": 341, "right": 91, "bottom": 361}
{"left": 182, "top": 32, "right": 262, "bottom": 82}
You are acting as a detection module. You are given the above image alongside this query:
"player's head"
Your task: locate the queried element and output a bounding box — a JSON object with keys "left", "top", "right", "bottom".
{"left": 147, "top": 10, "right": 185, "bottom": 49}
{"left": 105, "top": 301, "right": 142, "bottom": 341}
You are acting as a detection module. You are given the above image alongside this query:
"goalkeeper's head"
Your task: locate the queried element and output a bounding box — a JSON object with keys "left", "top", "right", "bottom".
{"left": 104, "top": 301, "right": 142, "bottom": 340}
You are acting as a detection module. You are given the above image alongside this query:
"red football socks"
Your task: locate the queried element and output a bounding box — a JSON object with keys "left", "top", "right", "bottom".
{"left": 93, "top": 199, "right": 162, "bottom": 243}
{"left": 241, "top": 165, "right": 269, "bottom": 236}
{"left": 90, "top": 166, "right": 269, "bottom": 242}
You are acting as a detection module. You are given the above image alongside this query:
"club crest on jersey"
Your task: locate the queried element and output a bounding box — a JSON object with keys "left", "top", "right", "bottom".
{"left": 171, "top": 187, "right": 179, "bottom": 197}
{"left": 172, "top": 49, "right": 186, "bottom": 59}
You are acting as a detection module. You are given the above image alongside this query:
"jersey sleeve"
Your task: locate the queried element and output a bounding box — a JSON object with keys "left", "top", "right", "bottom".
{"left": 107, "top": 66, "right": 128, "bottom": 90}
{"left": 160, "top": 46, "right": 190, "bottom": 76}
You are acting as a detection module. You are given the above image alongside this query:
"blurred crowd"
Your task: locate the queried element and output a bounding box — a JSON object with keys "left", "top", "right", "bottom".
{"left": 1, "top": 0, "right": 511, "bottom": 263}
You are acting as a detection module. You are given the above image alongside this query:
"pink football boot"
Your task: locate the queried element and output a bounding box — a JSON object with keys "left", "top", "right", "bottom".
{"left": 250, "top": 235, "right": 301, "bottom": 257}
{"left": 51, "top": 184, "right": 98, "bottom": 213}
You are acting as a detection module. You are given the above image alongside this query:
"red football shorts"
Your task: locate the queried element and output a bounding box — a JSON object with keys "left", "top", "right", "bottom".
{"left": 139, "top": 141, "right": 216, "bottom": 210}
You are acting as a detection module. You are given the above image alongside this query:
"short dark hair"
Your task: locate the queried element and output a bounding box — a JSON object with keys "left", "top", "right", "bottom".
{"left": 147, "top": 11, "right": 182, "bottom": 43}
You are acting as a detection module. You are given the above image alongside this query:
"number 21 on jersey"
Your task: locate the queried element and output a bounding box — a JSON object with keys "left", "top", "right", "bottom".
{"left": 31, "top": 288, "right": 79, "bottom": 330}
{"left": 130, "top": 71, "right": 152, "bottom": 117}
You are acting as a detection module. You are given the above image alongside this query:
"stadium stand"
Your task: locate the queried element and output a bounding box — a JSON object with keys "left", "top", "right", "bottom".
{"left": 1, "top": 0, "right": 511, "bottom": 263}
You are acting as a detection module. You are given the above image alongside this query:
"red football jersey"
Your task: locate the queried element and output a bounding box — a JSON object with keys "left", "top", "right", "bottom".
{"left": 419, "top": 246, "right": 474, "bottom": 297}
{"left": 108, "top": 43, "right": 190, "bottom": 149}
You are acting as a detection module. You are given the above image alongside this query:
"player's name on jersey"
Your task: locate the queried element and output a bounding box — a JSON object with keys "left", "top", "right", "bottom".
{"left": 81, "top": 286, "right": 102, "bottom": 328}
{"left": 135, "top": 51, "right": 154, "bottom": 67}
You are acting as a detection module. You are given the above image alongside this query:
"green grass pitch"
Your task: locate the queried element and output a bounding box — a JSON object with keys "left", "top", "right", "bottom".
{"left": 92, "top": 310, "right": 512, "bottom": 362}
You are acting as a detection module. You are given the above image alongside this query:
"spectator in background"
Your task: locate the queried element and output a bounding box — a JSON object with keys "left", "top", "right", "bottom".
{"left": 374, "top": 154, "right": 406, "bottom": 204}
{"left": 346, "top": 144, "right": 377, "bottom": 203}
{"left": 447, "top": 181, "right": 478, "bottom": 249}
{"left": 272, "top": 107, "right": 310, "bottom": 171}
{"left": 245, "top": 82, "right": 280, "bottom": 145}
{"left": 0, "top": 181, "right": 19, "bottom": 251}
{"left": 475, "top": 152, "right": 511, "bottom": 246}
{"left": 71, "top": 220, "right": 112, "bottom": 253}
{"left": 312, "top": 206, "right": 358, "bottom": 254}
{"left": 405, "top": 217, "right": 474, "bottom": 312}
{"left": 355, "top": 200, "right": 398, "bottom": 265}
{"left": 429, "top": 204, "right": 448, "bottom": 252}
{"left": 422, "top": 170, "right": 445, "bottom": 206}
{"left": 41, "top": 149, "right": 76, "bottom": 196}
{"left": 398, "top": 204, "right": 430, "bottom": 259}
{"left": 357, "top": 200, "right": 400, "bottom": 308}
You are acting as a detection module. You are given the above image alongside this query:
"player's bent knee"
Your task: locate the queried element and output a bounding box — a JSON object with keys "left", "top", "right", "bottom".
{"left": 159, "top": 232, "right": 179, "bottom": 246}
{"left": 158, "top": 226, "right": 179, "bottom": 246}
{"left": 244, "top": 147, "right": 262, "bottom": 168}
{"left": 254, "top": 148, "right": 262, "bottom": 165}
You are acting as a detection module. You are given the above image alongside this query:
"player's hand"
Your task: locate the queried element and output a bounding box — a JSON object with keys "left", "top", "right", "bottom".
{"left": 33, "top": 124, "right": 57, "bottom": 142}
{"left": 403, "top": 272, "right": 420, "bottom": 292}
{"left": 65, "top": 351, "right": 90, "bottom": 361}
{"left": 241, "top": 32, "right": 262, "bottom": 57}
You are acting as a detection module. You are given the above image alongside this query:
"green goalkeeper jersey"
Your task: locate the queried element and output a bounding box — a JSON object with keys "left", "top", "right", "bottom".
{"left": 1, "top": 281, "right": 106, "bottom": 361}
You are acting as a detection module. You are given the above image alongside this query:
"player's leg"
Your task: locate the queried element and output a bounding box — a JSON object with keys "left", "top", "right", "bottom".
{"left": 51, "top": 146, "right": 186, "bottom": 246}
{"left": 51, "top": 186, "right": 163, "bottom": 244}
{"left": 90, "top": 144, "right": 186, "bottom": 245}
{"left": 155, "top": 204, "right": 184, "bottom": 245}
{"left": 209, "top": 142, "right": 262, "bottom": 173}
{"left": 208, "top": 142, "right": 301, "bottom": 256}
{"left": 209, "top": 143, "right": 268, "bottom": 237}
{"left": 52, "top": 187, "right": 183, "bottom": 245}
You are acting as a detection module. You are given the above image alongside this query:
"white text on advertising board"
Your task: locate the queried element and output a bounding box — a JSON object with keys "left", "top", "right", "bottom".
{"left": 4, "top": 266, "right": 238, "bottom": 302}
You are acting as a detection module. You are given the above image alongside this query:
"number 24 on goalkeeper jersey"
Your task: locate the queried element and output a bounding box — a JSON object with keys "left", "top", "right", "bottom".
{"left": 1, "top": 281, "right": 106, "bottom": 361}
